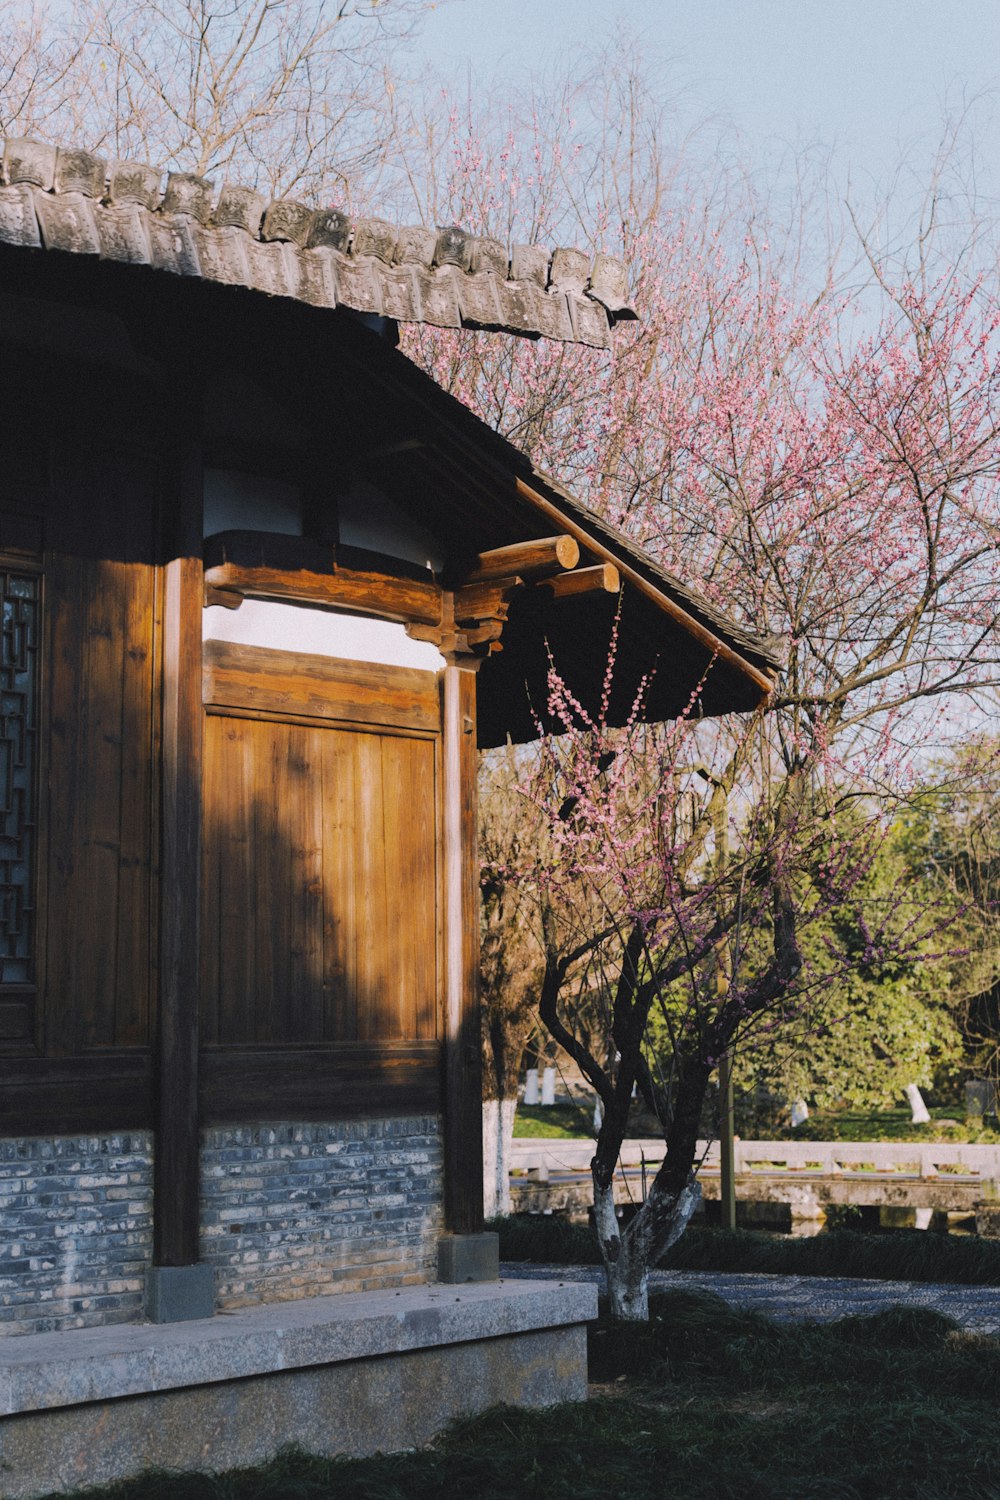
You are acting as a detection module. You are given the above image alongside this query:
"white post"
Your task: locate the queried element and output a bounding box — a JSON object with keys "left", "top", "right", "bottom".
{"left": 523, "top": 1068, "right": 540, "bottom": 1106}
{"left": 540, "top": 1066, "right": 556, "bottom": 1106}
{"left": 482, "top": 1098, "right": 517, "bottom": 1219}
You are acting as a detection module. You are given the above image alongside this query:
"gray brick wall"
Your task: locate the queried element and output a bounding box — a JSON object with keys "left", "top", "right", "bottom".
{"left": 0, "top": 1115, "right": 444, "bottom": 1336}
{"left": 200, "top": 1117, "right": 444, "bottom": 1308}
{"left": 0, "top": 1133, "right": 153, "bottom": 1337}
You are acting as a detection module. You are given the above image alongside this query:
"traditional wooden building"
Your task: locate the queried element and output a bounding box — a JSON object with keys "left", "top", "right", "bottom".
{"left": 0, "top": 138, "right": 779, "bottom": 1492}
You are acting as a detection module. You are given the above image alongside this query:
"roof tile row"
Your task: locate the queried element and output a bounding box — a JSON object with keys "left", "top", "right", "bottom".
{"left": 0, "top": 138, "right": 635, "bottom": 347}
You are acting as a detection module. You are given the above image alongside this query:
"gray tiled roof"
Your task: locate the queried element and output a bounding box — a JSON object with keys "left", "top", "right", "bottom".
{"left": 0, "top": 138, "right": 636, "bottom": 348}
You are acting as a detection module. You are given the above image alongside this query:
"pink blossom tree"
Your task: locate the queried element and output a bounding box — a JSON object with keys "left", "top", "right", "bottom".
{"left": 518, "top": 658, "right": 971, "bottom": 1318}
{"left": 402, "top": 70, "right": 1000, "bottom": 1316}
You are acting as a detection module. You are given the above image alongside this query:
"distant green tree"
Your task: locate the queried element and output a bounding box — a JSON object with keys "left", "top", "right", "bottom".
{"left": 643, "top": 808, "right": 966, "bottom": 1124}
{"left": 897, "top": 739, "right": 1000, "bottom": 1090}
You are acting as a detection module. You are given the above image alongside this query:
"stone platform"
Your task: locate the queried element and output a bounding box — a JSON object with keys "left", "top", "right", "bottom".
{"left": 0, "top": 1278, "right": 596, "bottom": 1498}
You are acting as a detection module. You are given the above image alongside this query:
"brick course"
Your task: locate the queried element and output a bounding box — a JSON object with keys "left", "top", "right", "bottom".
{"left": 0, "top": 1133, "right": 153, "bottom": 1337}
{"left": 200, "top": 1118, "right": 443, "bottom": 1308}
{"left": 0, "top": 1116, "right": 443, "bottom": 1336}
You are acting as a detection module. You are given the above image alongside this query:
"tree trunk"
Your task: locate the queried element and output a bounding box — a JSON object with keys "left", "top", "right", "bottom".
{"left": 482, "top": 1096, "right": 518, "bottom": 1218}
{"left": 594, "top": 1178, "right": 651, "bottom": 1320}
{"left": 593, "top": 1164, "right": 702, "bottom": 1322}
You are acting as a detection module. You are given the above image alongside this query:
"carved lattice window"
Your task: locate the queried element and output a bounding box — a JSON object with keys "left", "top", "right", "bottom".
{"left": 0, "top": 567, "right": 39, "bottom": 985}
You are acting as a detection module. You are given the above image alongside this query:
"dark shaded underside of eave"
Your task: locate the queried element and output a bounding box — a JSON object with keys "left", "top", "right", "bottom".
{"left": 474, "top": 585, "right": 767, "bottom": 748}
{"left": 0, "top": 242, "right": 780, "bottom": 745}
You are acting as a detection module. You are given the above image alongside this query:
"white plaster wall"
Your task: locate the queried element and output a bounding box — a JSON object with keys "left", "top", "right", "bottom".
{"left": 203, "top": 600, "right": 445, "bottom": 671}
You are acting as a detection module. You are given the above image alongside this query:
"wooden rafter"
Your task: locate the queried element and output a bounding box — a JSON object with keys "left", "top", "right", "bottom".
{"left": 544, "top": 562, "right": 620, "bottom": 599}
{"left": 462, "top": 534, "right": 580, "bottom": 583}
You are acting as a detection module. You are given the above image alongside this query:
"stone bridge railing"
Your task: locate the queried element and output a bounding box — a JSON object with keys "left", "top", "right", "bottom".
{"left": 509, "top": 1138, "right": 1000, "bottom": 1230}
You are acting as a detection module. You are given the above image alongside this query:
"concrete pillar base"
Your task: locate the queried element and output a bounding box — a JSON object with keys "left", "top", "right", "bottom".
{"left": 437, "top": 1232, "right": 500, "bottom": 1283}
{"left": 145, "top": 1263, "right": 215, "bottom": 1323}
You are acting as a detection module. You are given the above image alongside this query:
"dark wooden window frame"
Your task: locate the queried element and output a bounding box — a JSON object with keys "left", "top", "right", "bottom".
{"left": 0, "top": 537, "right": 45, "bottom": 1057}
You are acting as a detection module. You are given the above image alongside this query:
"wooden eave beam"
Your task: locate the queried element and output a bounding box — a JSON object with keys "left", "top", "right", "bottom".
{"left": 453, "top": 577, "right": 522, "bottom": 624}
{"left": 203, "top": 560, "right": 442, "bottom": 628}
{"left": 513, "top": 477, "right": 777, "bottom": 700}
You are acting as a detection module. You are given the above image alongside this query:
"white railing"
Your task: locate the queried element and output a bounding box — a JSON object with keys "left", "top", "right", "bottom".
{"left": 510, "top": 1138, "right": 1000, "bottom": 1181}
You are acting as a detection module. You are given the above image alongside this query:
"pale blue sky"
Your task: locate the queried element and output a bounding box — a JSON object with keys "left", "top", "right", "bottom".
{"left": 409, "top": 0, "right": 1000, "bottom": 210}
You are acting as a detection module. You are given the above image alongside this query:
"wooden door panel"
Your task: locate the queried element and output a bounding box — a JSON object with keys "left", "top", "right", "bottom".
{"left": 45, "top": 555, "right": 157, "bottom": 1053}
{"left": 202, "top": 710, "right": 440, "bottom": 1047}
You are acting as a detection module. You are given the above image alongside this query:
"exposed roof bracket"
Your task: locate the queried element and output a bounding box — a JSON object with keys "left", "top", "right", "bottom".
{"left": 461, "top": 534, "right": 579, "bottom": 584}
{"left": 543, "top": 562, "right": 620, "bottom": 599}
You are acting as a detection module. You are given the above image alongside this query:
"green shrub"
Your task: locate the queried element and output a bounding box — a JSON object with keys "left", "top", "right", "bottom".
{"left": 491, "top": 1214, "right": 1000, "bottom": 1285}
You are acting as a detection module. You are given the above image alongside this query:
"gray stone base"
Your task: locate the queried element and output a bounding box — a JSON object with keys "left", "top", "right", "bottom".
{"left": 0, "top": 1280, "right": 596, "bottom": 1499}
{"left": 145, "top": 1263, "right": 215, "bottom": 1324}
{"left": 437, "top": 1231, "right": 500, "bottom": 1283}
{"left": 976, "top": 1204, "right": 1000, "bottom": 1239}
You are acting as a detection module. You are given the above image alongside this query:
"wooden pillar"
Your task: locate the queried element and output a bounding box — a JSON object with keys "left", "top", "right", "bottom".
{"left": 153, "top": 442, "right": 204, "bottom": 1273}
{"left": 441, "top": 655, "right": 485, "bottom": 1235}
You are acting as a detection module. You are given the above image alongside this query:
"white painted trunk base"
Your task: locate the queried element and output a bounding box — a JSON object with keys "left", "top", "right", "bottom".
{"left": 593, "top": 1169, "right": 702, "bottom": 1323}
{"left": 593, "top": 1182, "right": 649, "bottom": 1321}
{"left": 482, "top": 1098, "right": 518, "bottom": 1219}
{"left": 906, "top": 1084, "right": 931, "bottom": 1125}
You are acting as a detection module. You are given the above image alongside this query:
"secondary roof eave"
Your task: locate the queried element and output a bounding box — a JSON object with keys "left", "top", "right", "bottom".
{"left": 511, "top": 466, "right": 783, "bottom": 700}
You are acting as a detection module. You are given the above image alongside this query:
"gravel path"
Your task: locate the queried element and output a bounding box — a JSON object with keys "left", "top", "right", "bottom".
{"left": 500, "top": 1262, "right": 1000, "bottom": 1332}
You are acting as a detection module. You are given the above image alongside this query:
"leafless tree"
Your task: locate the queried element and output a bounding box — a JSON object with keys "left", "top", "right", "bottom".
{"left": 0, "top": 0, "right": 434, "bottom": 204}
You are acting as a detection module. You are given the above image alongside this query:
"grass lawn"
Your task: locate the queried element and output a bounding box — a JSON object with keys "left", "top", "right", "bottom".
{"left": 786, "top": 1106, "right": 1000, "bottom": 1144}
{"left": 44, "top": 1292, "right": 1000, "bottom": 1499}
{"left": 512, "top": 1102, "right": 595, "bottom": 1138}
{"left": 513, "top": 1100, "right": 1000, "bottom": 1143}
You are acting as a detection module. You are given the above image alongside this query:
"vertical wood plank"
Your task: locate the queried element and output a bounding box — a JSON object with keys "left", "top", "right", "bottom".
{"left": 322, "top": 730, "right": 357, "bottom": 1041}
{"left": 442, "top": 659, "right": 485, "bottom": 1235}
{"left": 232, "top": 719, "right": 257, "bottom": 1043}
{"left": 115, "top": 561, "right": 156, "bottom": 1047}
{"left": 380, "top": 737, "right": 408, "bottom": 1042}
{"left": 80, "top": 561, "right": 124, "bottom": 1048}
{"left": 355, "top": 732, "right": 384, "bottom": 1042}
{"left": 198, "top": 716, "right": 221, "bottom": 1046}
{"left": 387, "top": 736, "right": 438, "bottom": 1042}
{"left": 43, "top": 550, "right": 86, "bottom": 1058}
{"left": 298, "top": 726, "right": 325, "bottom": 1042}
{"left": 272, "top": 719, "right": 324, "bottom": 1044}
{"left": 415, "top": 737, "right": 440, "bottom": 1041}
{"left": 257, "top": 721, "right": 286, "bottom": 1043}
